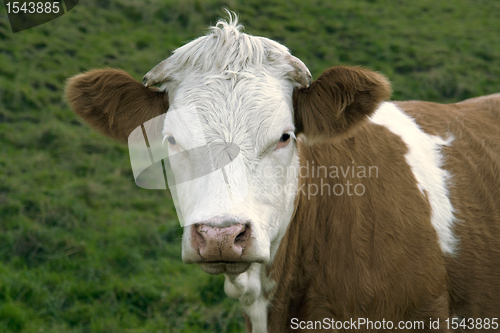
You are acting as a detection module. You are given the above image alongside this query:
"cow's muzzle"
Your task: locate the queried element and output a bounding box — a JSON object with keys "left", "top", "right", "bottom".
{"left": 189, "top": 222, "right": 253, "bottom": 274}
{"left": 193, "top": 223, "right": 251, "bottom": 261}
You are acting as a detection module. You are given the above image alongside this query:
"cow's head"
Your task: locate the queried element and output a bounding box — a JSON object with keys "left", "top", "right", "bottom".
{"left": 65, "top": 15, "right": 390, "bottom": 277}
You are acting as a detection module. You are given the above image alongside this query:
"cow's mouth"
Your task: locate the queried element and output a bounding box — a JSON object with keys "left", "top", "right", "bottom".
{"left": 198, "top": 262, "right": 251, "bottom": 275}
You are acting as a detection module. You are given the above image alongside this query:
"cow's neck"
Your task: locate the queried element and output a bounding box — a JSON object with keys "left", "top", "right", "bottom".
{"left": 223, "top": 143, "right": 301, "bottom": 333}
{"left": 262, "top": 103, "right": 454, "bottom": 331}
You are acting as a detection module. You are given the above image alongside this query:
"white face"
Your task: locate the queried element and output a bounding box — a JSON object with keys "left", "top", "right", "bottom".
{"left": 162, "top": 70, "right": 300, "bottom": 275}
{"left": 140, "top": 20, "right": 311, "bottom": 275}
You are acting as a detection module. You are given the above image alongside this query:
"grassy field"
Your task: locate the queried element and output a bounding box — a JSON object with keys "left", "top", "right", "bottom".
{"left": 1, "top": 0, "right": 500, "bottom": 332}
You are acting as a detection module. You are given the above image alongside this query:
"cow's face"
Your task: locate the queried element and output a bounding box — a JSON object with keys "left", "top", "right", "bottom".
{"left": 141, "top": 22, "right": 311, "bottom": 275}
{"left": 164, "top": 75, "right": 298, "bottom": 274}
{"left": 161, "top": 68, "right": 301, "bottom": 275}
{"left": 66, "top": 17, "right": 391, "bottom": 277}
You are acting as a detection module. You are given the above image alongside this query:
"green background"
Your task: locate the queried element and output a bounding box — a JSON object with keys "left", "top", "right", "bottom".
{"left": 1, "top": 0, "right": 500, "bottom": 332}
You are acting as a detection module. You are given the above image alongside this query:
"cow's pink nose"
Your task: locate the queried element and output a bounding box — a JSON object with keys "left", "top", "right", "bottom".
{"left": 191, "top": 223, "right": 251, "bottom": 262}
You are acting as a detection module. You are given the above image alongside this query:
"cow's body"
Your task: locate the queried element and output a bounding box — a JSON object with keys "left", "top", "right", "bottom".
{"left": 266, "top": 97, "right": 500, "bottom": 332}
{"left": 66, "top": 14, "right": 500, "bottom": 332}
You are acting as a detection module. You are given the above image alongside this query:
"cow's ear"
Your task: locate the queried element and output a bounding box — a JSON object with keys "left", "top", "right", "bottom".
{"left": 293, "top": 66, "right": 391, "bottom": 142}
{"left": 65, "top": 68, "right": 169, "bottom": 143}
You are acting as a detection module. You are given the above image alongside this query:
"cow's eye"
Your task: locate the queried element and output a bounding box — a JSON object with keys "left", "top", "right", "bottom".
{"left": 275, "top": 132, "right": 294, "bottom": 150}
{"left": 279, "top": 133, "right": 291, "bottom": 143}
{"left": 167, "top": 136, "right": 177, "bottom": 145}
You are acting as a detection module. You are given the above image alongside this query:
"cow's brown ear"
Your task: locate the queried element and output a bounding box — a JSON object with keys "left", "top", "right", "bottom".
{"left": 65, "top": 68, "right": 169, "bottom": 143}
{"left": 293, "top": 66, "right": 391, "bottom": 142}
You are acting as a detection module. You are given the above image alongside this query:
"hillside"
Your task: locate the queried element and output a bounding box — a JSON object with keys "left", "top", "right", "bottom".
{"left": 1, "top": 0, "right": 500, "bottom": 332}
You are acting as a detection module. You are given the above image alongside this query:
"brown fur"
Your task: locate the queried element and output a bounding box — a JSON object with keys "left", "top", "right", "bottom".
{"left": 397, "top": 97, "right": 500, "bottom": 320}
{"left": 266, "top": 69, "right": 500, "bottom": 332}
{"left": 65, "top": 68, "right": 169, "bottom": 142}
{"left": 268, "top": 128, "right": 450, "bottom": 332}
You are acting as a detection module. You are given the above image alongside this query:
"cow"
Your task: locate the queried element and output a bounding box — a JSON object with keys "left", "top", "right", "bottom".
{"left": 65, "top": 14, "right": 500, "bottom": 333}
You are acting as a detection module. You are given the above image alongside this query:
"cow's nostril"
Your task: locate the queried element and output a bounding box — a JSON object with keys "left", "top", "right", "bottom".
{"left": 235, "top": 224, "right": 251, "bottom": 243}
{"left": 192, "top": 224, "right": 206, "bottom": 247}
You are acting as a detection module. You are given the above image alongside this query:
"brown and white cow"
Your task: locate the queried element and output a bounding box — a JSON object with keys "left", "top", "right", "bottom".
{"left": 65, "top": 14, "right": 500, "bottom": 333}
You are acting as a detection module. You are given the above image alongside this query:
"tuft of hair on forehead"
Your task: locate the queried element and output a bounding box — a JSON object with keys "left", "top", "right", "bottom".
{"left": 143, "top": 10, "right": 310, "bottom": 89}
{"left": 210, "top": 9, "right": 244, "bottom": 41}
{"left": 162, "top": 11, "right": 290, "bottom": 78}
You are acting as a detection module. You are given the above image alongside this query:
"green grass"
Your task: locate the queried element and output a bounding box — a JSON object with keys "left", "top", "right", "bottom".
{"left": 1, "top": 0, "right": 500, "bottom": 332}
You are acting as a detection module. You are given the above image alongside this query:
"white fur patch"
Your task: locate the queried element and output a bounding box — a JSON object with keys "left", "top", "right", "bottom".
{"left": 370, "top": 102, "right": 457, "bottom": 255}
{"left": 225, "top": 263, "right": 272, "bottom": 333}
